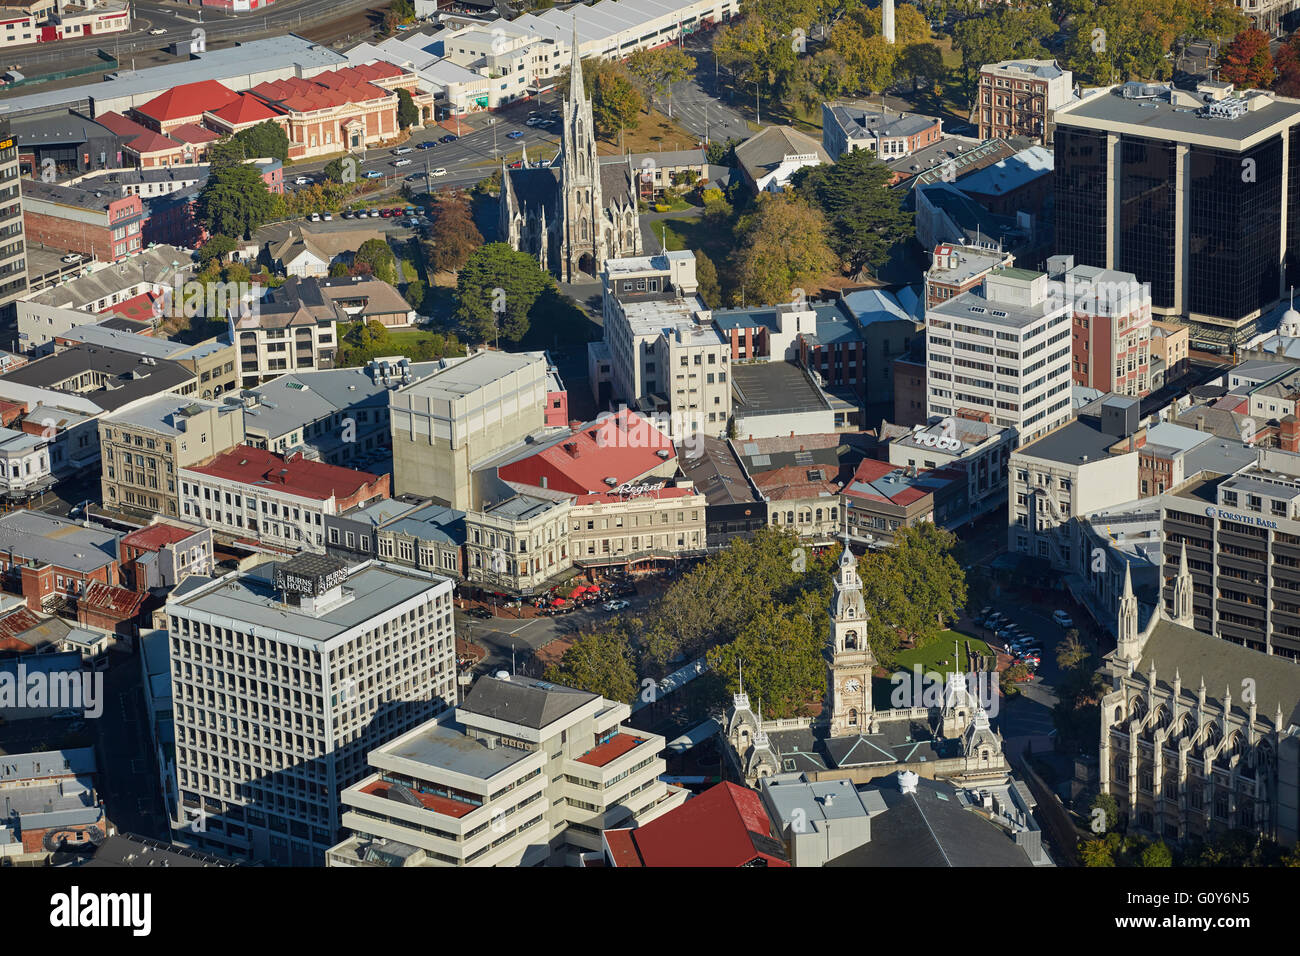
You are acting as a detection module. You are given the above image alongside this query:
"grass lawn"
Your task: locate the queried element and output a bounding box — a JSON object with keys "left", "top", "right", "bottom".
{"left": 892, "top": 630, "right": 991, "bottom": 674}
{"left": 597, "top": 108, "right": 700, "bottom": 155}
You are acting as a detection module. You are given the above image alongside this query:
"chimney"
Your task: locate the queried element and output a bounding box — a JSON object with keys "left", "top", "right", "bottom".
{"left": 1281, "top": 415, "right": 1300, "bottom": 453}
{"left": 564, "top": 442, "right": 580, "bottom": 458}
{"left": 1196, "top": 414, "right": 1206, "bottom": 432}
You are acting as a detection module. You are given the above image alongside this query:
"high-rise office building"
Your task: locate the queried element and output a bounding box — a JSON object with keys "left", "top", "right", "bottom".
{"left": 1054, "top": 82, "right": 1300, "bottom": 351}
{"left": 165, "top": 554, "right": 458, "bottom": 865}
{"left": 925, "top": 266, "right": 1074, "bottom": 444}
{"left": 0, "top": 119, "right": 29, "bottom": 310}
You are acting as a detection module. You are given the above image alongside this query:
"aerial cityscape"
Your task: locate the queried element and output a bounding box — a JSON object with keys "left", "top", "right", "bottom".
{"left": 0, "top": 0, "right": 1296, "bottom": 898}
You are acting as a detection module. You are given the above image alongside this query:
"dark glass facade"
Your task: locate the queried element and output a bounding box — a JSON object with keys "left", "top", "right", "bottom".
{"left": 1053, "top": 126, "right": 1108, "bottom": 269}
{"left": 1187, "top": 138, "right": 1282, "bottom": 323}
{"left": 1288, "top": 126, "right": 1300, "bottom": 289}
{"left": 1118, "top": 137, "right": 1178, "bottom": 310}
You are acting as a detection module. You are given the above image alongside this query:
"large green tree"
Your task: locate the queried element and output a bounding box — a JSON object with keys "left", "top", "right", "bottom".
{"left": 196, "top": 163, "right": 275, "bottom": 239}
{"left": 232, "top": 121, "right": 290, "bottom": 164}
{"left": 557, "top": 58, "right": 643, "bottom": 140}
{"left": 396, "top": 87, "right": 420, "bottom": 130}
{"left": 544, "top": 627, "right": 639, "bottom": 704}
{"left": 706, "top": 596, "right": 826, "bottom": 718}
{"left": 454, "top": 242, "right": 554, "bottom": 344}
{"left": 792, "top": 148, "right": 913, "bottom": 278}
{"left": 625, "top": 45, "right": 695, "bottom": 115}
{"left": 354, "top": 238, "right": 397, "bottom": 285}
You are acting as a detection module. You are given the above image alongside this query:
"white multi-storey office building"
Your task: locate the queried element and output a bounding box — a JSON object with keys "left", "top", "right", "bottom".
{"left": 925, "top": 266, "right": 1073, "bottom": 445}
{"left": 326, "top": 673, "right": 688, "bottom": 867}
{"left": 165, "top": 553, "right": 458, "bottom": 865}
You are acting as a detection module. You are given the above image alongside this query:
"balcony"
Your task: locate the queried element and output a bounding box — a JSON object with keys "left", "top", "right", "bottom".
{"left": 574, "top": 733, "right": 647, "bottom": 768}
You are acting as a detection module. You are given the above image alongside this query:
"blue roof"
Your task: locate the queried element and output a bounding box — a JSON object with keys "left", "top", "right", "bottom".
{"left": 842, "top": 289, "right": 912, "bottom": 326}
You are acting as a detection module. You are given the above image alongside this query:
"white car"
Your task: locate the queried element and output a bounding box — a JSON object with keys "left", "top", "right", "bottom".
{"left": 308, "top": 212, "right": 321, "bottom": 221}
{"left": 294, "top": 176, "right": 312, "bottom": 186}
{"left": 322, "top": 212, "right": 332, "bottom": 221}
{"left": 602, "top": 599, "right": 630, "bottom": 611}
{"left": 60, "top": 254, "right": 81, "bottom": 264}
{"left": 392, "top": 146, "right": 413, "bottom": 155}
{"left": 392, "top": 158, "right": 413, "bottom": 167}
{"left": 1052, "top": 610, "right": 1074, "bottom": 628}
{"left": 149, "top": 28, "right": 166, "bottom": 36}
{"left": 431, "top": 167, "right": 447, "bottom": 177}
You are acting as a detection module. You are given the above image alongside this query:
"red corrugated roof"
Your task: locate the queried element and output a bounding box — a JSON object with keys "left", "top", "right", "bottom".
{"left": 251, "top": 65, "right": 396, "bottom": 114}
{"left": 80, "top": 582, "right": 145, "bottom": 617}
{"left": 99, "top": 291, "right": 160, "bottom": 324}
{"left": 497, "top": 408, "right": 675, "bottom": 496}
{"left": 123, "top": 522, "right": 197, "bottom": 552}
{"left": 360, "top": 780, "right": 476, "bottom": 818}
{"left": 136, "top": 79, "right": 240, "bottom": 123}
{"left": 170, "top": 123, "right": 220, "bottom": 145}
{"left": 575, "top": 734, "right": 644, "bottom": 767}
{"left": 185, "top": 445, "right": 382, "bottom": 502}
{"left": 615, "top": 782, "right": 787, "bottom": 867}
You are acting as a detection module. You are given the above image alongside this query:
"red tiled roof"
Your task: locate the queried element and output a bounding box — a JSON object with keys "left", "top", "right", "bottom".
{"left": 360, "top": 780, "right": 476, "bottom": 818}
{"left": 99, "top": 291, "right": 161, "bottom": 324}
{"left": 251, "top": 64, "right": 399, "bottom": 114}
{"left": 185, "top": 445, "right": 382, "bottom": 502}
{"left": 610, "top": 782, "right": 788, "bottom": 867}
{"left": 575, "top": 733, "right": 644, "bottom": 767}
{"left": 126, "top": 132, "right": 185, "bottom": 157}
{"left": 136, "top": 79, "right": 240, "bottom": 123}
{"left": 497, "top": 408, "right": 675, "bottom": 496}
{"left": 170, "top": 123, "right": 220, "bottom": 145}
{"left": 123, "top": 522, "right": 198, "bottom": 552}
{"left": 209, "top": 93, "right": 281, "bottom": 126}
{"left": 94, "top": 111, "right": 154, "bottom": 140}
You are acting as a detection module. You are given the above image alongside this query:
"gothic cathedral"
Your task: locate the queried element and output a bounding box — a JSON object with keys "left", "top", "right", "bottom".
{"left": 827, "top": 542, "right": 875, "bottom": 737}
{"left": 498, "top": 24, "right": 642, "bottom": 283}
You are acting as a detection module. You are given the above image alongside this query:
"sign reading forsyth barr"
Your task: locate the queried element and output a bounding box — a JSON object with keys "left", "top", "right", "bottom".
{"left": 1205, "top": 506, "right": 1279, "bottom": 530}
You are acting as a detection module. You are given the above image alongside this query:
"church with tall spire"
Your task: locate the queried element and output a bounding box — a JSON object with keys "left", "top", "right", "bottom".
{"left": 498, "top": 23, "right": 642, "bottom": 282}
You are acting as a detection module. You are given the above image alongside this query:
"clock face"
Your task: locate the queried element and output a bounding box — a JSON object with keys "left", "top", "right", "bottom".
{"left": 845, "top": 678, "right": 861, "bottom": 693}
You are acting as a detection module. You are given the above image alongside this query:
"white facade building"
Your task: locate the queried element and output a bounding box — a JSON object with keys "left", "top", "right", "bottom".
{"left": 166, "top": 554, "right": 458, "bottom": 865}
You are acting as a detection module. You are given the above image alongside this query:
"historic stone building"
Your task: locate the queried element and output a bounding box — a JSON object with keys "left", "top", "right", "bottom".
{"left": 1099, "top": 546, "right": 1300, "bottom": 847}
{"left": 498, "top": 28, "right": 641, "bottom": 282}
{"left": 725, "top": 540, "right": 1007, "bottom": 786}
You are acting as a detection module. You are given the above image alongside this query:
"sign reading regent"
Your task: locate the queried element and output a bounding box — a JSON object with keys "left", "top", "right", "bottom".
{"left": 614, "top": 481, "right": 666, "bottom": 498}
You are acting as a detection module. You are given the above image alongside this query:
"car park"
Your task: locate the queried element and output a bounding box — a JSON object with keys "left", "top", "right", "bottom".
{"left": 380, "top": 208, "right": 394, "bottom": 217}
{"left": 341, "top": 209, "right": 354, "bottom": 219}
{"left": 388, "top": 207, "right": 405, "bottom": 216}
{"left": 60, "top": 253, "right": 81, "bottom": 264}
{"left": 309, "top": 212, "right": 320, "bottom": 221}
{"left": 367, "top": 208, "right": 380, "bottom": 217}
{"left": 602, "top": 599, "right": 630, "bottom": 611}
{"left": 322, "top": 212, "right": 332, "bottom": 221}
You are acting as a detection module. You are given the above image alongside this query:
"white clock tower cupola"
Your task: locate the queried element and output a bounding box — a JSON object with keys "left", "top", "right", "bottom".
{"left": 828, "top": 540, "right": 874, "bottom": 737}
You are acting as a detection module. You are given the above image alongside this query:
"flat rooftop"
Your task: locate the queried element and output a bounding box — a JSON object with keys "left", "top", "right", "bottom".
{"left": 1057, "top": 84, "right": 1300, "bottom": 148}
{"left": 168, "top": 561, "right": 445, "bottom": 648}
{"left": 381, "top": 717, "right": 533, "bottom": 780}
{"left": 1018, "top": 420, "right": 1121, "bottom": 466}
{"left": 395, "top": 350, "right": 545, "bottom": 402}
{"left": 732, "top": 362, "right": 829, "bottom": 414}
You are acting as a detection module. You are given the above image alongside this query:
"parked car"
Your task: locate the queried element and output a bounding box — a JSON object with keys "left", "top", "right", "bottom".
{"left": 322, "top": 212, "right": 332, "bottom": 221}
{"left": 1052, "top": 610, "right": 1074, "bottom": 627}
{"left": 440, "top": 134, "right": 457, "bottom": 143}
{"left": 392, "top": 146, "right": 413, "bottom": 155}
{"left": 602, "top": 599, "right": 630, "bottom": 611}
{"left": 392, "top": 158, "right": 413, "bottom": 167}
{"left": 404, "top": 173, "right": 424, "bottom": 182}
{"left": 387, "top": 207, "right": 405, "bottom": 216}
{"left": 380, "top": 208, "right": 395, "bottom": 218}
{"left": 60, "top": 254, "right": 81, "bottom": 264}
{"left": 149, "top": 28, "right": 167, "bottom": 35}
{"left": 416, "top": 141, "right": 437, "bottom": 150}
{"left": 466, "top": 607, "right": 492, "bottom": 619}
{"left": 364, "top": 169, "right": 383, "bottom": 179}
{"left": 367, "top": 208, "right": 381, "bottom": 217}
{"left": 309, "top": 212, "right": 321, "bottom": 221}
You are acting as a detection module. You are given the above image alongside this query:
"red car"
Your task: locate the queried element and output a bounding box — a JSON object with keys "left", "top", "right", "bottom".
{"left": 379, "top": 208, "right": 395, "bottom": 218}
{"left": 388, "top": 207, "right": 405, "bottom": 216}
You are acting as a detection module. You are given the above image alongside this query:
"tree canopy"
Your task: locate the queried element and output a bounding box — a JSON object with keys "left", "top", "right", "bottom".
{"left": 544, "top": 627, "right": 640, "bottom": 704}
{"left": 354, "top": 238, "right": 397, "bottom": 285}
{"left": 454, "top": 242, "right": 555, "bottom": 345}
{"left": 557, "top": 58, "right": 644, "bottom": 140}
{"left": 730, "top": 194, "right": 837, "bottom": 306}
{"left": 792, "top": 147, "right": 913, "bottom": 278}
{"left": 196, "top": 163, "right": 275, "bottom": 239}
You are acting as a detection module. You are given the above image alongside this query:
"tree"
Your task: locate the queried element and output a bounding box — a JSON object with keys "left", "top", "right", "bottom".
{"left": 196, "top": 163, "right": 275, "bottom": 239}
{"left": 952, "top": 6, "right": 1054, "bottom": 99}
{"left": 1142, "top": 841, "right": 1174, "bottom": 867}
{"left": 625, "top": 46, "right": 695, "bottom": 114}
{"left": 396, "top": 87, "right": 420, "bottom": 130}
{"left": 1090, "top": 791, "right": 1121, "bottom": 833}
{"left": 544, "top": 628, "right": 639, "bottom": 703}
{"left": 426, "top": 193, "right": 483, "bottom": 273}
{"left": 792, "top": 148, "right": 913, "bottom": 277}
{"left": 1219, "top": 27, "right": 1273, "bottom": 89}
{"left": 730, "top": 195, "right": 837, "bottom": 306}
{"left": 404, "top": 278, "right": 426, "bottom": 311}
{"left": 329, "top": 261, "right": 351, "bottom": 278}
{"left": 1080, "top": 836, "right": 1117, "bottom": 867}
{"left": 706, "top": 598, "right": 826, "bottom": 718}
{"left": 1056, "top": 629, "right": 1091, "bottom": 671}
{"left": 206, "top": 137, "right": 247, "bottom": 170}
{"left": 197, "top": 234, "right": 237, "bottom": 268}
{"left": 232, "top": 121, "right": 289, "bottom": 164}
{"left": 354, "top": 238, "right": 397, "bottom": 285}
{"left": 323, "top": 156, "right": 352, "bottom": 184}
{"left": 897, "top": 42, "right": 945, "bottom": 94}
{"left": 1275, "top": 33, "right": 1300, "bottom": 96}
{"left": 455, "top": 242, "right": 554, "bottom": 344}
{"left": 694, "top": 249, "right": 721, "bottom": 308}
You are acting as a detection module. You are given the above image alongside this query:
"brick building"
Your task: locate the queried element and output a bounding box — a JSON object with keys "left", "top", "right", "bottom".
{"left": 0, "top": 748, "right": 106, "bottom": 863}
{"left": 0, "top": 511, "right": 121, "bottom": 613}
{"left": 20, "top": 179, "right": 143, "bottom": 262}
{"left": 976, "top": 59, "right": 1074, "bottom": 144}
{"left": 119, "top": 520, "right": 214, "bottom": 592}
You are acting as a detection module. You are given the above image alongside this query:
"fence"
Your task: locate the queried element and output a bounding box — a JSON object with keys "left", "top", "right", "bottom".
{"left": 1, "top": 51, "right": 117, "bottom": 89}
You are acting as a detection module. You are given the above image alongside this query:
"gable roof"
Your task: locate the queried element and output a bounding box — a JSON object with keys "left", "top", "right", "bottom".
{"left": 458, "top": 674, "right": 596, "bottom": 730}
{"left": 136, "top": 79, "right": 240, "bottom": 123}
{"left": 607, "top": 782, "right": 788, "bottom": 867}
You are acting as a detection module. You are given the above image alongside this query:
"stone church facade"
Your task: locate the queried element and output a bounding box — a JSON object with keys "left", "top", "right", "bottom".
{"left": 498, "top": 30, "right": 642, "bottom": 282}
{"left": 1100, "top": 544, "right": 1300, "bottom": 847}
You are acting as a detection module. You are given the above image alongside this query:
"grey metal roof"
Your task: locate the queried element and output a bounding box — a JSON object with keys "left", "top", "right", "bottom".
{"left": 384, "top": 717, "right": 535, "bottom": 779}
{"left": 1, "top": 343, "right": 194, "bottom": 412}
{"left": 458, "top": 674, "right": 596, "bottom": 730}
{"left": 0, "top": 512, "right": 120, "bottom": 573}
{"left": 0, "top": 746, "right": 96, "bottom": 782}
{"left": 1016, "top": 420, "right": 1120, "bottom": 466}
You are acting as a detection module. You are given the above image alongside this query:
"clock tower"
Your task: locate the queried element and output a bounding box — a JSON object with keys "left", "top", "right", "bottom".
{"left": 827, "top": 540, "right": 874, "bottom": 737}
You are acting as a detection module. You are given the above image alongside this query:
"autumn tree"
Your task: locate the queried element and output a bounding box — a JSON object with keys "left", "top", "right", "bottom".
{"left": 730, "top": 195, "right": 837, "bottom": 306}
{"left": 425, "top": 192, "right": 483, "bottom": 273}
{"left": 544, "top": 627, "right": 639, "bottom": 704}
{"left": 557, "top": 58, "right": 643, "bottom": 140}
{"left": 625, "top": 45, "right": 695, "bottom": 115}
{"left": 1218, "top": 27, "right": 1273, "bottom": 89}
